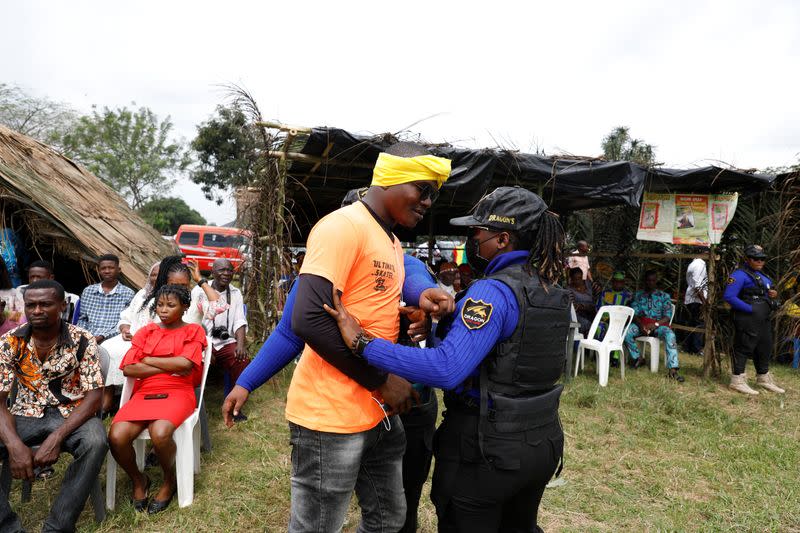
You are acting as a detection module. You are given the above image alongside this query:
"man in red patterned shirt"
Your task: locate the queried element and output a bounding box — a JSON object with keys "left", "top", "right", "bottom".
{"left": 0, "top": 279, "right": 107, "bottom": 533}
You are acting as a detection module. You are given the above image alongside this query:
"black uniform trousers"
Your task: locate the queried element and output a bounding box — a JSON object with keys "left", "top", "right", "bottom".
{"left": 431, "top": 408, "right": 563, "bottom": 533}
{"left": 732, "top": 301, "right": 773, "bottom": 375}
{"left": 398, "top": 391, "right": 438, "bottom": 533}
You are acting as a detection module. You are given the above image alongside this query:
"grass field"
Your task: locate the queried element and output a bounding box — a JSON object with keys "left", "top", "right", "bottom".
{"left": 10, "top": 354, "right": 800, "bottom": 532}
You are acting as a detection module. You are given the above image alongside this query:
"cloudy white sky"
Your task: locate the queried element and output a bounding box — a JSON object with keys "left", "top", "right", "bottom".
{"left": 3, "top": 0, "right": 798, "bottom": 224}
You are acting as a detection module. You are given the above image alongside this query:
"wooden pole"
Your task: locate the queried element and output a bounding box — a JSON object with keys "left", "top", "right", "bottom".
{"left": 255, "top": 120, "right": 312, "bottom": 134}
{"left": 702, "top": 244, "right": 719, "bottom": 377}
{"left": 428, "top": 212, "right": 435, "bottom": 267}
{"left": 266, "top": 150, "right": 375, "bottom": 169}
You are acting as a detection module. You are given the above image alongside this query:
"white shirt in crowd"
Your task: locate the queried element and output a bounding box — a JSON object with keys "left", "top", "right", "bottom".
{"left": 684, "top": 258, "right": 708, "bottom": 305}
{"left": 566, "top": 252, "right": 591, "bottom": 280}
{"left": 192, "top": 283, "right": 248, "bottom": 350}
{"left": 437, "top": 281, "right": 457, "bottom": 298}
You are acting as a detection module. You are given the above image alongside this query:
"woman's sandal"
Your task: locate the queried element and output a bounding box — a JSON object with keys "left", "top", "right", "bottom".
{"left": 131, "top": 475, "right": 151, "bottom": 512}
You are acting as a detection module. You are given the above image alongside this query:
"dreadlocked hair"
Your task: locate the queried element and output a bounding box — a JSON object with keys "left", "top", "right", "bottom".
{"left": 524, "top": 212, "right": 566, "bottom": 284}
{"left": 150, "top": 284, "right": 192, "bottom": 314}
{"left": 141, "top": 255, "right": 191, "bottom": 311}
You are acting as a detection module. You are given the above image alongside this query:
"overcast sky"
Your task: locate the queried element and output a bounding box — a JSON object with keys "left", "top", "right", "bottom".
{"left": 3, "top": 0, "right": 798, "bottom": 225}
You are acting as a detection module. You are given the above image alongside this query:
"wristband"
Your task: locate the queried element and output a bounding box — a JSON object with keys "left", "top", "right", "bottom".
{"left": 197, "top": 278, "right": 209, "bottom": 286}
{"left": 351, "top": 332, "right": 374, "bottom": 357}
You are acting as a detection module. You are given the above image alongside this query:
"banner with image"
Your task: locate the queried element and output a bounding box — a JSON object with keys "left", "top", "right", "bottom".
{"left": 673, "top": 194, "right": 709, "bottom": 245}
{"left": 636, "top": 193, "right": 675, "bottom": 243}
{"left": 709, "top": 193, "right": 738, "bottom": 243}
{"left": 636, "top": 192, "right": 738, "bottom": 246}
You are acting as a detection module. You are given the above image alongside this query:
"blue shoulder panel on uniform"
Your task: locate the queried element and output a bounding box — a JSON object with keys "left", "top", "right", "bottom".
{"left": 363, "top": 278, "right": 519, "bottom": 390}
{"left": 723, "top": 269, "right": 752, "bottom": 314}
{"left": 237, "top": 282, "right": 305, "bottom": 391}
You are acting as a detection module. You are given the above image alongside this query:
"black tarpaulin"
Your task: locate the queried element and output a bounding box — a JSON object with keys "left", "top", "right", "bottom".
{"left": 281, "top": 126, "right": 774, "bottom": 239}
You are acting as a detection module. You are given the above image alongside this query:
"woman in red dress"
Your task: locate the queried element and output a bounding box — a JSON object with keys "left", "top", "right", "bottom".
{"left": 108, "top": 284, "right": 207, "bottom": 514}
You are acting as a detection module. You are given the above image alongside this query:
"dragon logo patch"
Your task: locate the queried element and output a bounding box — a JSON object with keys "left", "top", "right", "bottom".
{"left": 461, "top": 298, "right": 493, "bottom": 330}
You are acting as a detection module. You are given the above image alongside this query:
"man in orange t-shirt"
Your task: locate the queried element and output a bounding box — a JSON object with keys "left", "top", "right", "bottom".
{"left": 288, "top": 142, "right": 451, "bottom": 532}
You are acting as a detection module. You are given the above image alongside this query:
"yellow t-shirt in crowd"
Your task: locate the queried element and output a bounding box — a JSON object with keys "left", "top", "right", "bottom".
{"left": 285, "top": 202, "right": 405, "bottom": 433}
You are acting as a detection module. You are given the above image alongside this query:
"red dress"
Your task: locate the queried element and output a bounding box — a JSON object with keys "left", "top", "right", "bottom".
{"left": 113, "top": 322, "right": 207, "bottom": 427}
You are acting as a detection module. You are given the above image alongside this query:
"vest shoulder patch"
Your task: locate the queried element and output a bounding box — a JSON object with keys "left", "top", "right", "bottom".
{"left": 461, "top": 298, "right": 494, "bottom": 330}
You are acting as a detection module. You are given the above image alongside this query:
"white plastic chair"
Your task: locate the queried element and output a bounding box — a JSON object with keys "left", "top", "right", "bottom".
{"left": 635, "top": 303, "right": 675, "bottom": 373}
{"left": 106, "top": 339, "right": 213, "bottom": 510}
{"left": 575, "top": 305, "right": 635, "bottom": 387}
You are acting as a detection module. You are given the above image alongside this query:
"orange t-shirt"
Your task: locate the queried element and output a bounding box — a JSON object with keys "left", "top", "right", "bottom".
{"left": 285, "top": 202, "right": 406, "bottom": 433}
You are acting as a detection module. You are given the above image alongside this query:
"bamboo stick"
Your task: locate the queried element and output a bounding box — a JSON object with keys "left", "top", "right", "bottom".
{"left": 303, "top": 142, "right": 335, "bottom": 185}
{"left": 702, "top": 244, "right": 719, "bottom": 377}
{"left": 266, "top": 150, "right": 374, "bottom": 169}
{"left": 255, "top": 120, "right": 312, "bottom": 134}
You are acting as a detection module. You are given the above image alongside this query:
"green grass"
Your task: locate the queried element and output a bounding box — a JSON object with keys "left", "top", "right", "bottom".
{"left": 10, "top": 356, "right": 800, "bottom": 532}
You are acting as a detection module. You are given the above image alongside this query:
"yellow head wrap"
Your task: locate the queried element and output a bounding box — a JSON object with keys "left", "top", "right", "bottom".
{"left": 371, "top": 152, "right": 451, "bottom": 189}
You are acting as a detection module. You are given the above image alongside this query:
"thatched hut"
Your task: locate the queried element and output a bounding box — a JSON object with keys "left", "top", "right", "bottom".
{"left": 0, "top": 125, "right": 176, "bottom": 292}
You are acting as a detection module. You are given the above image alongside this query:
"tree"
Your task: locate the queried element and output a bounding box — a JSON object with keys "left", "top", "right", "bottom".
{"left": 137, "top": 196, "right": 205, "bottom": 235}
{"left": 0, "top": 83, "right": 77, "bottom": 147}
{"left": 60, "top": 105, "right": 191, "bottom": 208}
{"left": 191, "top": 104, "right": 260, "bottom": 205}
{"left": 569, "top": 126, "right": 662, "bottom": 278}
{"left": 601, "top": 126, "right": 658, "bottom": 167}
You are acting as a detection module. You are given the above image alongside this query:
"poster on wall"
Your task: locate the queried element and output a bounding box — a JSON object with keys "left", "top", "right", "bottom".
{"left": 636, "top": 193, "right": 674, "bottom": 243}
{"left": 673, "top": 194, "right": 710, "bottom": 245}
{"left": 709, "top": 193, "right": 738, "bottom": 243}
{"left": 636, "top": 192, "right": 738, "bottom": 246}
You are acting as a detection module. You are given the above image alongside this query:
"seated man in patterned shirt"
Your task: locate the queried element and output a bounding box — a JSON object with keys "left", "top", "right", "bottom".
{"left": 624, "top": 270, "right": 683, "bottom": 382}
{"left": 0, "top": 280, "right": 107, "bottom": 533}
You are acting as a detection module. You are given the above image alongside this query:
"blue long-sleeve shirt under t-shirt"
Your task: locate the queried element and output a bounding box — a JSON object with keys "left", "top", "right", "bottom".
{"left": 723, "top": 267, "right": 774, "bottom": 314}
{"left": 361, "top": 251, "right": 525, "bottom": 391}
{"left": 236, "top": 254, "right": 437, "bottom": 392}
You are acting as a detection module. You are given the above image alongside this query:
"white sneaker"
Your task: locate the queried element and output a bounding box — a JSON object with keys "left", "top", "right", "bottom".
{"left": 756, "top": 372, "right": 785, "bottom": 394}
{"left": 729, "top": 373, "right": 759, "bottom": 395}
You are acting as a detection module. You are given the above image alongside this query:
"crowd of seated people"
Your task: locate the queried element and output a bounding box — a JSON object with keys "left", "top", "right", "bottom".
{"left": 565, "top": 242, "right": 685, "bottom": 380}
{"left": 0, "top": 251, "right": 252, "bottom": 528}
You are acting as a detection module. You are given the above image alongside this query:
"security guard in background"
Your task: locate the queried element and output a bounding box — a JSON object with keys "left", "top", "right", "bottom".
{"left": 723, "top": 244, "right": 785, "bottom": 395}
{"left": 325, "top": 186, "right": 569, "bottom": 532}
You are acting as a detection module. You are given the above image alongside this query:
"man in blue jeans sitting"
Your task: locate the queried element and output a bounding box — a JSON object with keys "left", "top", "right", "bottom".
{"left": 0, "top": 280, "right": 107, "bottom": 533}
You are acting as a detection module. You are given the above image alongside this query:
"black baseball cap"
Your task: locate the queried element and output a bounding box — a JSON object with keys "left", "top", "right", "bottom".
{"left": 341, "top": 187, "right": 368, "bottom": 207}
{"left": 450, "top": 186, "right": 548, "bottom": 233}
{"left": 744, "top": 244, "right": 767, "bottom": 259}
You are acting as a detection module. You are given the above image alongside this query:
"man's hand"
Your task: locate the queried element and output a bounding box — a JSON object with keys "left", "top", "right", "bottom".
{"left": 419, "top": 288, "right": 455, "bottom": 319}
{"left": 9, "top": 443, "right": 34, "bottom": 480}
{"left": 234, "top": 342, "right": 249, "bottom": 362}
{"left": 377, "top": 374, "right": 420, "bottom": 416}
{"left": 33, "top": 433, "right": 62, "bottom": 468}
{"left": 120, "top": 324, "right": 133, "bottom": 341}
{"left": 222, "top": 385, "right": 250, "bottom": 428}
{"left": 322, "top": 287, "right": 363, "bottom": 351}
{"left": 94, "top": 335, "right": 105, "bottom": 345}
{"left": 399, "top": 306, "right": 430, "bottom": 343}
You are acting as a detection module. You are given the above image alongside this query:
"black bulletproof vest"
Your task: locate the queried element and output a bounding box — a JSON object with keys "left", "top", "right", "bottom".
{"left": 737, "top": 267, "right": 768, "bottom": 305}
{"left": 483, "top": 263, "right": 571, "bottom": 396}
